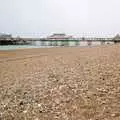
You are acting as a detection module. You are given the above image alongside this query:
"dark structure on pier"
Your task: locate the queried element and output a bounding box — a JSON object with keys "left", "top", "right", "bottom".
{"left": 112, "top": 34, "right": 120, "bottom": 43}
{"left": 0, "top": 34, "right": 27, "bottom": 45}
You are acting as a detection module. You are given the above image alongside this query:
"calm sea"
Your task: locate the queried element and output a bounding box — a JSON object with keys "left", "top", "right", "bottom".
{"left": 0, "top": 45, "right": 54, "bottom": 50}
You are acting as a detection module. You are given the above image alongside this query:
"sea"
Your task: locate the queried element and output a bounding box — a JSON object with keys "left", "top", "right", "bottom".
{"left": 0, "top": 45, "right": 54, "bottom": 50}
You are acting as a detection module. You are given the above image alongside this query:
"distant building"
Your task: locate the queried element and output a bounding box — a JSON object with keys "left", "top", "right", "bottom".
{"left": 0, "top": 33, "right": 12, "bottom": 39}
{"left": 47, "top": 33, "right": 73, "bottom": 40}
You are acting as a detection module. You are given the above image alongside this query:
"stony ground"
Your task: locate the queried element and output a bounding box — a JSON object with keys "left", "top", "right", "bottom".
{"left": 0, "top": 45, "right": 120, "bottom": 120}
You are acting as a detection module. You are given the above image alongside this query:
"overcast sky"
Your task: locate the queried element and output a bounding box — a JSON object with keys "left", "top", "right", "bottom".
{"left": 0, "top": 0, "right": 120, "bottom": 37}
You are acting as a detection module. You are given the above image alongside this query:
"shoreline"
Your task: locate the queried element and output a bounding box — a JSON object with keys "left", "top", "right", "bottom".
{"left": 0, "top": 44, "right": 113, "bottom": 51}
{"left": 0, "top": 45, "right": 111, "bottom": 61}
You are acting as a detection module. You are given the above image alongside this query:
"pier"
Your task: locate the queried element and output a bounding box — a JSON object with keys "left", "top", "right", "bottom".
{"left": 26, "top": 37, "right": 114, "bottom": 46}
{"left": 0, "top": 33, "right": 120, "bottom": 46}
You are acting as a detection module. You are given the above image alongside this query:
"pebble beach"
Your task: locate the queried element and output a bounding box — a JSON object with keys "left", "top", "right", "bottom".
{"left": 0, "top": 45, "right": 120, "bottom": 120}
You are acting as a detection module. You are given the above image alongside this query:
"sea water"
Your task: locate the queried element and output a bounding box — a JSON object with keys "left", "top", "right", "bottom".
{"left": 0, "top": 45, "right": 53, "bottom": 50}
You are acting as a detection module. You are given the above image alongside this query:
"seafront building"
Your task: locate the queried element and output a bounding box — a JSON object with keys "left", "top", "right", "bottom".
{"left": 0, "top": 33, "right": 12, "bottom": 38}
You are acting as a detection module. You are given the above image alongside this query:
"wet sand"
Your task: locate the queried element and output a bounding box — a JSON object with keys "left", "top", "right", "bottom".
{"left": 0, "top": 45, "right": 120, "bottom": 120}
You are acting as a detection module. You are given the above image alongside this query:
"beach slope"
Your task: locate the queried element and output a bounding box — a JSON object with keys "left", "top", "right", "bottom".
{"left": 0, "top": 45, "right": 120, "bottom": 120}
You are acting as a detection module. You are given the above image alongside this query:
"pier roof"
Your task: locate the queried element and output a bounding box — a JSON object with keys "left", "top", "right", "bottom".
{"left": 47, "top": 33, "right": 73, "bottom": 40}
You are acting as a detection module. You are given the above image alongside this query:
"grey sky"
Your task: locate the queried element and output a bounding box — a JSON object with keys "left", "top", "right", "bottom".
{"left": 0, "top": 0, "right": 120, "bottom": 37}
